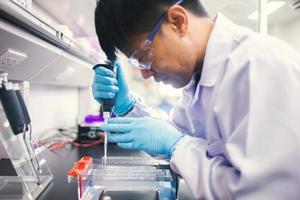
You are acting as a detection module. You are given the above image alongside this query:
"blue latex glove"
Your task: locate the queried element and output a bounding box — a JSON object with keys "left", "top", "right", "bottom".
{"left": 100, "top": 117, "right": 184, "bottom": 158}
{"left": 92, "top": 60, "right": 135, "bottom": 116}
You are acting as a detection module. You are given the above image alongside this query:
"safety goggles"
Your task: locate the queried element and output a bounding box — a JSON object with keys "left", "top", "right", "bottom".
{"left": 128, "top": 0, "right": 184, "bottom": 70}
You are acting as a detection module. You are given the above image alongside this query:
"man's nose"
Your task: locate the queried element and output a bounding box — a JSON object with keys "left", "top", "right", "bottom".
{"left": 140, "top": 69, "right": 154, "bottom": 79}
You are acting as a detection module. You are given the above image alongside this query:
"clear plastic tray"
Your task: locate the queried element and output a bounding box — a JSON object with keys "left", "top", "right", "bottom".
{"left": 68, "top": 156, "right": 176, "bottom": 200}
{"left": 101, "top": 156, "right": 169, "bottom": 166}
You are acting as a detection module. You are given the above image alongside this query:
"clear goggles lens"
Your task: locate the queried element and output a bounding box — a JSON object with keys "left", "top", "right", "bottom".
{"left": 128, "top": 46, "right": 154, "bottom": 70}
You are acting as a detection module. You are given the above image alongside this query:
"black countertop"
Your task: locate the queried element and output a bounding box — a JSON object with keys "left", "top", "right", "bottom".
{"left": 0, "top": 144, "right": 160, "bottom": 200}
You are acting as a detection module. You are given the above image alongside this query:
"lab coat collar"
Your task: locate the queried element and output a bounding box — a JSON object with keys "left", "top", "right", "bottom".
{"left": 199, "top": 13, "right": 239, "bottom": 87}
{"left": 184, "top": 73, "right": 198, "bottom": 91}
{"left": 182, "top": 73, "right": 199, "bottom": 107}
{"left": 183, "top": 13, "right": 240, "bottom": 107}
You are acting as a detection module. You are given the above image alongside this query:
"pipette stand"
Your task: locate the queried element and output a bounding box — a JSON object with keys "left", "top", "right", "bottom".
{"left": 0, "top": 98, "right": 53, "bottom": 199}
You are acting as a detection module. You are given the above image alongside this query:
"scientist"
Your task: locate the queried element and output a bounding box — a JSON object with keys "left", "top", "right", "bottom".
{"left": 93, "top": 0, "right": 300, "bottom": 199}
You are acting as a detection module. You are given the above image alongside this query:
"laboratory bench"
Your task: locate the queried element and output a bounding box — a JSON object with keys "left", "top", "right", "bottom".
{"left": 0, "top": 144, "right": 193, "bottom": 200}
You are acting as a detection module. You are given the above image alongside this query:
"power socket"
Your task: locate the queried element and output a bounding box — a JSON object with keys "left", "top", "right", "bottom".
{"left": 0, "top": 49, "right": 27, "bottom": 71}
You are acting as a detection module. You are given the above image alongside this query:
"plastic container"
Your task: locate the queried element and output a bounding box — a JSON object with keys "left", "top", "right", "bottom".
{"left": 68, "top": 156, "right": 176, "bottom": 200}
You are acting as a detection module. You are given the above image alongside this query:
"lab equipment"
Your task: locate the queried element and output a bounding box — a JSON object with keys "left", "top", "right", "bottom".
{"left": 68, "top": 156, "right": 177, "bottom": 200}
{"left": 103, "top": 113, "right": 109, "bottom": 166}
{"left": 77, "top": 123, "right": 104, "bottom": 142}
{"left": 0, "top": 73, "right": 53, "bottom": 199}
{"left": 102, "top": 156, "right": 169, "bottom": 166}
{"left": 11, "top": 0, "right": 32, "bottom": 10}
{"left": 14, "top": 83, "right": 42, "bottom": 173}
{"left": 77, "top": 114, "right": 117, "bottom": 142}
{"left": 92, "top": 60, "right": 136, "bottom": 116}
{"left": 84, "top": 114, "right": 105, "bottom": 123}
{"left": 93, "top": 61, "right": 118, "bottom": 166}
{"left": 101, "top": 117, "right": 184, "bottom": 157}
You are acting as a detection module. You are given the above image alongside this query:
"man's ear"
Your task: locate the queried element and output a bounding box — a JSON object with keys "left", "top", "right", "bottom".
{"left": 166, "top": 5, "right": 188, "bottom": 37}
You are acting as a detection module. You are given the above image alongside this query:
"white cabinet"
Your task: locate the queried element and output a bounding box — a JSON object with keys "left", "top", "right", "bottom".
{"left": 0, "top": 0, "right": 98, "bottom": 88}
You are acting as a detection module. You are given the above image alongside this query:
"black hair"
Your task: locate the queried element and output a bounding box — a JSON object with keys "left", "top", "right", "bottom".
{"left": 95, "top": 0, "right": 208, "bottom": 60}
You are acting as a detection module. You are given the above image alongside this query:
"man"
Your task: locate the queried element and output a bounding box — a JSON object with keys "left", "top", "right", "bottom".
{"left": 93, "top": 0, "right": 300, "bottom": 199}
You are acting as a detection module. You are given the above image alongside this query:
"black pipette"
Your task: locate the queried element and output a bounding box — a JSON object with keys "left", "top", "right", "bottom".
{"left": 13, "top": 83, "right": 42, "bottom": 173}
{"left": 0, "top": 74, "right": 41, "bottom": 185}
{"left": 93, "top": 62, "right": 117, "bottom": 166}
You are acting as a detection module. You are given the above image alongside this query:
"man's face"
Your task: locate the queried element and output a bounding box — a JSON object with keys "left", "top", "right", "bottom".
{"left": 125, "top": 24, "right": 199, "bottom": 89}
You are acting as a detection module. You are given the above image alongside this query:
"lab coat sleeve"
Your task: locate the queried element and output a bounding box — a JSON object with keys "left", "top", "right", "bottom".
{"left": 170, "top": 40, "right": 300, "bottom": 199}
{"left": 125, "top": 96, "right": 168, "bottom": 119}
{"left": 168, "top": 96, "right": 200, "bottom": 137}
{"left": 127, "top": 95, "right": 198, "bottom": 136}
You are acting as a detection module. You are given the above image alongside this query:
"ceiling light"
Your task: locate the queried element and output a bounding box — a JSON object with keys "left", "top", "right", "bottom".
{"left": 248, "top": 1, "right": 286, "bottom": 20}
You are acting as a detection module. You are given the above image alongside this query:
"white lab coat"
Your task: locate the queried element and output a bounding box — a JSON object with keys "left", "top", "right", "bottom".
{"left": 127, "top": 14, "right": 300, "bottom": 199}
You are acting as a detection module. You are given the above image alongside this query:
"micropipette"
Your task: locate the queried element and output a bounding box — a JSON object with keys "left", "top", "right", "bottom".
{"left": 0, "top": 75, "right": 41, "bottom": 185}
{"left": 93, "top": 62, "right": 117, "bottom": 166}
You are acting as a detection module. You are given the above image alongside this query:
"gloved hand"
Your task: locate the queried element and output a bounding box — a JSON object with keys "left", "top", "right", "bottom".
{"left": 100, "top": 117, "right": 184, "bottom": 157}
{"left": 92, "top": 60, "right": 135, "bottom": 116}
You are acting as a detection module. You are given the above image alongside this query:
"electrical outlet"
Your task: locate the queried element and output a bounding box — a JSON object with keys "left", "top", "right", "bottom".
{"left": 0, "top": 49, "right": 27, "bottom": 71}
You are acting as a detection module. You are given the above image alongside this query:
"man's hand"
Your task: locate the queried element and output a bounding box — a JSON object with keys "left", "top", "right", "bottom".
{"left": 92, "top": 60, "right": 135, "bottom": 116}
{"left": 100, "top": 117, "right": 184, "bottom": 157}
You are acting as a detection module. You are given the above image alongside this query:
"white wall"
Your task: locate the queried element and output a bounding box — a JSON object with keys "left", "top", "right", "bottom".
{"left": 269, "top": 18, "right": 300, "bottom": 53}
{"left": 0, "top": 141, "right": 8, "bottom": 159}
{"left": 0, "top": 84, "right": 79, "bottom": 158}
{"left": 28, "top": 84, "right": 79, "bottom": 140}
{"left": 78, "top": 87, "right": 100, "bottom": 120}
